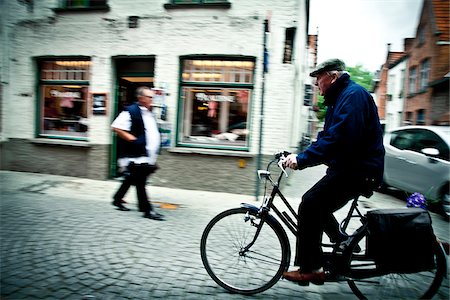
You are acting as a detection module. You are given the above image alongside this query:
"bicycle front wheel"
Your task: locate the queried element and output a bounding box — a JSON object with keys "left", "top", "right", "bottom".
{"left": 346, "top": 229, "right": 447, "bottom": 299}
{"left": 200, "top": 207, "right": 290, "bottom": 295}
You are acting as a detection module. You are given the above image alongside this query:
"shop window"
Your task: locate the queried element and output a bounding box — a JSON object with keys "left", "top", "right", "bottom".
{"left": 38, "top": 59, "right": 91, "bottom": 140}
{"left": 178, "top": 58, "right": 255, "bottom": 149}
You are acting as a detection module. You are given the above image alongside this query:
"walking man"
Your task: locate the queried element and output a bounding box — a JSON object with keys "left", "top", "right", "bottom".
{"left": 111, "top": 86, "right": 164, "bottom": 221}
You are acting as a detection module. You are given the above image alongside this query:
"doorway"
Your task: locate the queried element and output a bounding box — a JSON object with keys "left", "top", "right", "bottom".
{"left": 110, "top": 56, "right": 155, "bottom": 177}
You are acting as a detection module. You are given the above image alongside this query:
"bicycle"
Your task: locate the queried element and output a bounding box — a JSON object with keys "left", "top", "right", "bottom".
{"left": 200, "top": 151, "right": 447, "bottom": 299}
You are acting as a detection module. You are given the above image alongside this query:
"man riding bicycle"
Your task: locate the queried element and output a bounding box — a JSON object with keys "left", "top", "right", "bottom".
{"left": 283, "top": 58, "right": 385, "bottom": 284}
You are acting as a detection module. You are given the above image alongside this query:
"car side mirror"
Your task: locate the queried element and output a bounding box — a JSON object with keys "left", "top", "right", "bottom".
{"left": 421, "top": 148, "right": 440, "bottom": 156}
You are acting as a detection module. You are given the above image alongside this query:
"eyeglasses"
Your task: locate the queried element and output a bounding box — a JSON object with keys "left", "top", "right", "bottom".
{"left": 141, "top": 95, "right": 153, "bottom": 99}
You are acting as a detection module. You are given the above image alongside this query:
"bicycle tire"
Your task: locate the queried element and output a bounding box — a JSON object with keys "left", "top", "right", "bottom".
{"left": 200, "top": 207, "right": 290, "bottom": 295}
{"left": 345, "top": 227, "right": 447, "bottom": 299}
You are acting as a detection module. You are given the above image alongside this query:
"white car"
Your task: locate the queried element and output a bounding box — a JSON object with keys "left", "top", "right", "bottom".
{"left": 383, "top": 126, "right": 450, "bottom": 219}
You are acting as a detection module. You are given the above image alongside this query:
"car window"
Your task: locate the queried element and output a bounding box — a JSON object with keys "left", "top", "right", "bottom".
{"left": 416, "top": 129, "right": 449, "bottom": 161}
{"left": 390, "top": 129, "right": 449, "bottom": 161}
{"left": 390, "top": 131, "right": 414, "bottom": 150}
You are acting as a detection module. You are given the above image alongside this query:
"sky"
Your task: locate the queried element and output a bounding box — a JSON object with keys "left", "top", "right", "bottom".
{"left": 309, "top": 0, "right": 423, "bottom": 73}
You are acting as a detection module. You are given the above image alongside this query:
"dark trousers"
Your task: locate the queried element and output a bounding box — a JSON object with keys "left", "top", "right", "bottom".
{"left": 294, "top": 172, "right": 366, "bottom": 271}
{"left": 113, "top": 163, "right": 156, "bottom": 213}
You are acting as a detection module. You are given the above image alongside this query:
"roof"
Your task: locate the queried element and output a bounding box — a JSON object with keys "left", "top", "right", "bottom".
{"left": 432, "top": 0, "right": 450, "bottom": 41}
{"left": 387, "top": 52, "right": 406, "bottom": 69}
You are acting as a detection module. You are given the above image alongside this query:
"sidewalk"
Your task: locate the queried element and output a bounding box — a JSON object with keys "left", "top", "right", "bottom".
{"left": 0, "top": 169, "right": 448, "bottom": 300}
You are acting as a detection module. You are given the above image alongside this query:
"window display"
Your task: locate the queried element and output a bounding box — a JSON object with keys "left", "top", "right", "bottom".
{"left": 41, "top": 85, "right": 88, "bottom": 137}
{"left": 179, "top": 58, "right": 254, "bottom": 149}
{"left": 38, "top": 59, "right": 90, "bottom": 139}
{"left": 181, "top": 87, "right": 250, "bottom": 147}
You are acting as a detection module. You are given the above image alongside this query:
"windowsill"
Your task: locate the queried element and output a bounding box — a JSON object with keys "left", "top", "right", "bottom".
{"left": 32, "top": 138, "right": 91, "bottom": 148}
{"left": 164, "top": 2, "right": 231, "bottom": 9}
{"left": 407, "top": 89, "right": 428, "bottom": 98}
{"left": 168, "top": 147, "right": 254, "bottom": 157}
{"left": 53, "top": 6, "right": 110, "bottom": 13}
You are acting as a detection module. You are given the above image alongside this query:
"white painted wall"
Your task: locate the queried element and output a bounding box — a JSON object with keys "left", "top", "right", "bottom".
{"left": 386, "top": 59, "right": 407, "bottom": 131}
{"left": 1, "top": 0, "right": 309, "bottom": 154}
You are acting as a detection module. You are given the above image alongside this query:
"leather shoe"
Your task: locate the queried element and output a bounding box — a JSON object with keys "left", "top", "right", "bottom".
{"left": 282, "top": 269, "right": 325, "bottom": 285}
{"left": 112, "top": 201, "right": 130, "bottom": 211}
{"left": 144, "top": 211, "right": 165, "bottom": 221}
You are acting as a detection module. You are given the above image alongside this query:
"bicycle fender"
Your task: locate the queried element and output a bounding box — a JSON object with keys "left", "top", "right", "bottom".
{"left": 240, "top": 203, "right": 282, "bottom": 226}
{"left": 240, "top": 202, "right": 291, "bottom": 270}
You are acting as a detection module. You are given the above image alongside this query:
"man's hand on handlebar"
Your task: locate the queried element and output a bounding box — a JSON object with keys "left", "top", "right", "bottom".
{"left": 283, "top": 153, "right": 298, "bottom": 170}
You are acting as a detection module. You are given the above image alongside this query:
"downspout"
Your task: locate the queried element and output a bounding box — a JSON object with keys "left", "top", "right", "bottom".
{"left": 255, "top": 18, "right": 270, "bottom": 201}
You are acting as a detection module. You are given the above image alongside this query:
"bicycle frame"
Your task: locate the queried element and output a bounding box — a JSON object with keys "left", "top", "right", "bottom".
{"left": 255, "top": 159, "right": 366, "bottom": 242}
{"left": 257, "top": 167, "right": 299, "bottom": 236}
{"left": 240, "top": 156, "right": 368, "bottom": 269}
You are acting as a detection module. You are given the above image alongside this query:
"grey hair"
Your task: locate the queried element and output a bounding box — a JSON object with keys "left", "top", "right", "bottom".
{"left": 135, "top": 86, "right": 152, "bottom": 97}
{"left": 328, "top": 70, "right": 348, "bottom": 78}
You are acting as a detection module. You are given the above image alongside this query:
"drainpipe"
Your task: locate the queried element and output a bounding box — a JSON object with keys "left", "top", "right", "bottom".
{"left": 256, "top": 17, "right": 270, "bottom": 201}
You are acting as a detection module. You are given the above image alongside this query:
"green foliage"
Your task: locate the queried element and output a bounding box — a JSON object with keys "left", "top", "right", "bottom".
{"left": 314, "top": 65, "right": 374, "bottom": 122}
{"left": 347, "top": 64, "right": 374, "bottom": 91}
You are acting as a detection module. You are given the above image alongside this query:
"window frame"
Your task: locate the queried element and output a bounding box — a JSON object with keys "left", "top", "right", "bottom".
{"left": 419, "top": 58, "right": 430, "bottom": 92}
{"left": 35, "top": 57, "right": 91, "bottom": 141}
{"left": 416, "top": 109, "right": 426, "bottom": 125}
{"left": 54, "top": 0, "right": 109, "bottom": 12}
{"left": 283, "top": 27, "right": 296, "bottom": 64}
{"left": 176, "top": 56, "right": 256, "bottom": 151}
{"left": 408, "top": 66, "right": 417, "bottom": 95}
{"left": 164, "top": 0, "right": 231, "bottom": 9}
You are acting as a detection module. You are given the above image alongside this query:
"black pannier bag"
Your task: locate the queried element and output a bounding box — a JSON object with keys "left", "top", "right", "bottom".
{"left": 367, "top": 208, "right": 435, "bottom": 273}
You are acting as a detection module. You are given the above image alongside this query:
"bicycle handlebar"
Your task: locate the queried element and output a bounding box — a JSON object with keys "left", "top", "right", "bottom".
{"left": 274, "top": 151, "right": 291, "bottom": 177}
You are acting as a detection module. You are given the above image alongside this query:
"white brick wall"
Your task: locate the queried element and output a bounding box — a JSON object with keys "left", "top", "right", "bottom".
{"left": 1, "top": 0, "right": 309, "bottom": 154}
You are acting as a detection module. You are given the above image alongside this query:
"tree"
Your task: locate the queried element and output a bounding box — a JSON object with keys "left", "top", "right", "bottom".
{"left": 314, "top": 65, "right": 374, "bottom": 121}
{"left": 346, "top": 64, "right": 374, "bottom": 91}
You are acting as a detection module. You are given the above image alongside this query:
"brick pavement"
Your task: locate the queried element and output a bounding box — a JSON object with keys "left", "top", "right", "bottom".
{"left": 0, "top": 169, "right": 448, "bottom": 299}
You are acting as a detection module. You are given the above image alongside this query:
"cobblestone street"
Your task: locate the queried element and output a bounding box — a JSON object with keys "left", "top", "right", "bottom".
{"left": 1, "top": 168, "right": 449, "bottom": 299}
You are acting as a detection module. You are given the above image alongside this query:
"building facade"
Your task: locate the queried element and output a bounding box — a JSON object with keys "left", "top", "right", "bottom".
{"left": 404, "top": 0, "right": 449, "bottom": 125}
{"left": 0, "top": 0, "right": 311, "bottom": 196}
{"left": 374, "top": 0, "right": 449, "bottom": 130}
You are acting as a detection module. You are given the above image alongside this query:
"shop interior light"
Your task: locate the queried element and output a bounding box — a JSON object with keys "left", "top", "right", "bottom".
{"left": 62, "top": 85, "right": 83, "bottom": 88}
{"left": 55, "top": 61, "right": 91, "bottom": 67}
{"left": 190, "top": 60, "right": 254, "bottom": 68}
{"left": 191, "top": 73, "right": 222, "bottom": 79}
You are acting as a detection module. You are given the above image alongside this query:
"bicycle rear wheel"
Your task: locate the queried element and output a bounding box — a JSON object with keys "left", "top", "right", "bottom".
{"left": 200, "top": 207, "right": 290, "bottom": 295}
{"left": 346, "top": 229, "right": 447, "bottom": 299}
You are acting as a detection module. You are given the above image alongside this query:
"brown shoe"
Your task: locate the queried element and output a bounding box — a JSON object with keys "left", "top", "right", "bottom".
{"left": 282, "top": 269, "right": 325, "bottom": 285}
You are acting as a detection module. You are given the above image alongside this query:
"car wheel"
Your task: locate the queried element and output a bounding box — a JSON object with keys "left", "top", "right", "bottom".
{"left": 440, "top": 184, "right": 450, "bottom": 221}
